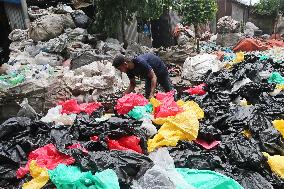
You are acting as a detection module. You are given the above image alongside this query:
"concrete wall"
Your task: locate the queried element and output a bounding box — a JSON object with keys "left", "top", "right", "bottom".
{"left": 249, "top": 14, "right": 274, "bottom": 34}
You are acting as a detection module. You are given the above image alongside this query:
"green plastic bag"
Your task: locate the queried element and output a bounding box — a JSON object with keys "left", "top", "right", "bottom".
{"left": 128, "top": 104, "right": 153, "bottom": 120}
{"left": 48, "top": 164, "right": 119, "bottom": 189}
{"left": 176, "top": 168, "right": 244, "bottom": 189}
{"left": 9, "top": 74, "right": 25, "bottom": 85}
{"left": 268, "top": 72, "right": 284, "bottom": 85}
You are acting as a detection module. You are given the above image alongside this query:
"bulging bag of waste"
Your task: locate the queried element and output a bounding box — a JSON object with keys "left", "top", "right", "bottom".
{"left": 22, "top": 160, "right": 49, "bottom": 189}
{"left": 182, "top": 54, "right": 223, "bottom": 81}
{"left": 29, "top": 14, "right": 75, "bottom": 42}
{"left": 263, "top": 152, "right": 284, "bottom": 179}
{"left": 176, "top": 168, "right": 244, "bottom": 189}
{"left": 48, "top": 164, "right": 120, "bottom": 189}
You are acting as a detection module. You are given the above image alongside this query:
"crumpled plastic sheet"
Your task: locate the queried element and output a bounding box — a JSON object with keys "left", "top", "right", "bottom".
{"left": 17, "top": 144, "right": 75, "bottom": 178}
{"left": 22, "top": 160, "right": 49, "bottom": 189}
{"left": 48, "top": 164, "right": 120, "bottom": 189}
{"left": 115, "top": 94, "right": 149, "bottom": 115}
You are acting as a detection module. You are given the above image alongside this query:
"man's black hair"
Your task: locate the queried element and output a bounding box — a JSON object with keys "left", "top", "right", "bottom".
{"left": 112, "top": 55, "right": 126, "bottom": 68}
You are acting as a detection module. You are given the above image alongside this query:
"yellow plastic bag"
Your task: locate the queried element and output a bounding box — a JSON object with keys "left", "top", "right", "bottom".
{"left": 263, "top": 152, "right": 284, "bottom": 179}
{"left": 148, "top": 110, "right": 199, "bottom": 152}
{"left": 276, "top": 84, "right": 284, "bottom": 90}
{"left": 233, "top": 52, "right": 245, "bottom": 64}
{"left": 273, "top": 120, "right": 284, "bottom": 138}
{"left": 22, "top": 160, "right": 49, "bottom": 189}
{"left": 177, "top": 100, "right": 204, "bottom": 120}
{"left": 241, "top": 129, "right": 252, "bottom": 138}
{"left": 150, "top": 98, "right": 161, "bottom": 107}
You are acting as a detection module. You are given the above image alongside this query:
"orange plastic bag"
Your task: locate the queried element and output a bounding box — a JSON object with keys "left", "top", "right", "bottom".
{"left": 22, "top": 160, "right": 49, "bottom": 189}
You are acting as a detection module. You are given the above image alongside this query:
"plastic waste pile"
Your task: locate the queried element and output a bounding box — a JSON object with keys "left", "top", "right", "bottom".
{"left": 217, "top": 16, "right": 240, "bottom": 34}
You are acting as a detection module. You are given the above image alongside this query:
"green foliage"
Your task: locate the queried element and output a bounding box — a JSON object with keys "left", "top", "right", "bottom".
{"left": 254, "top": 0, "right": 284, "bottom": 17}
{"left": 92, "top": 0, "right": 174, "bottom": 36}
{"left": 175, "top": 0, "right": 218, "bottom": 26}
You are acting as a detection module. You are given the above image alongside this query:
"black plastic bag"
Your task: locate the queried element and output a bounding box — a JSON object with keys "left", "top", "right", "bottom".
{"left": 77, "top": 150, "right": 154, "bottom": 185}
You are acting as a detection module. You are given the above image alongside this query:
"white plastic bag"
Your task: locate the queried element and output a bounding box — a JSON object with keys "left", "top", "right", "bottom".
{"left": 182, "top": 54, "right": 223, "bottom": 81}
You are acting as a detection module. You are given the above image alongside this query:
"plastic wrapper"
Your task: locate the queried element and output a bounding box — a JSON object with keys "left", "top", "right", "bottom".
{"left": 176, "top": 168, "right": 243, "bottom": 189}
{"left": 48, "top": 164, "right": 119, "bottom": 189}
{"left": 22, "top": 160, "right": 49, "bottom": 189}
{"left": 17, "top": 144, "right": 75, "bottom": 178}
{"left": 115, "top": 94, "right": 149, "bottom": 115}
{"left": 273, "top": 120, "right": 284, "bottom": 138}
{"left": 263, "top": 152, "right": 284, "bottom": 179}
{"left": 107, "top": 136, "right": 143, "bottom": 154}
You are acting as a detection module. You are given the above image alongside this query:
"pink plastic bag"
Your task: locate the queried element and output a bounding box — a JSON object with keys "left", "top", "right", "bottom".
{"left": 107, "top": 136, "right": 143, "bottom": 154}
{"left": 115, "top": 94, "right": 148, "bottom": 115}
{"left": 16, "top": 144, "right": 75, "bottom": 178}
{"left": 184, "top": 84, "right": 207, "bottom": 96}
{"left": 194, "top": 139, "right": 221, "bottom": 150}
{"left": 59, "top": 99, "right": 102, "bottom": 115}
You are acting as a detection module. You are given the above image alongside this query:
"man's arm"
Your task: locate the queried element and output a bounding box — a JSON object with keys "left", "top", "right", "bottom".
{"left": 124, "top": 78, "right": 136, "bottom": 95}
{"left": 147, "top": 70, "right": 157, "bottom": 99}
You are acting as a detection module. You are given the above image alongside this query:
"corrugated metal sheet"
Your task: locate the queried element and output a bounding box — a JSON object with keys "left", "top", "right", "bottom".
{"left": 124, "top": 17, "right": 138, "bottom": 43}
{"left": 4, "top": 2, "right": 26, "bottom": 30}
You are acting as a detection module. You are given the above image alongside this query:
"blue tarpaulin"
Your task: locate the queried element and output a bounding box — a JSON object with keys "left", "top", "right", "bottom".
{"left": 0, "top": 0, "right": 21, "bottom": 4}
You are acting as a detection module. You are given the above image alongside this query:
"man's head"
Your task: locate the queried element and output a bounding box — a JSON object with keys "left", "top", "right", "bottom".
{"left": 113, "top": 55, "right": 131, "bottom": 73}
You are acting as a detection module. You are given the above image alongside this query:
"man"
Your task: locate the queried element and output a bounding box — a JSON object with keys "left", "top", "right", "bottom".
{"left": 112, "top": 53, "right": 173, "bottom": 99}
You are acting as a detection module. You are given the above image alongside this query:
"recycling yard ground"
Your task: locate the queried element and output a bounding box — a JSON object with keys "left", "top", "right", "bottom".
{"left": 1, "top": 1, "right": 284, "bottom": 189}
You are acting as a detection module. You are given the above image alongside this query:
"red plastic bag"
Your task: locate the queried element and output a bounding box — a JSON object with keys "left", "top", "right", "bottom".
{"left": 59, "top": 99, "right": 81, "bottom": 114}
{"left": 184, "top": 84, "right": 207, "bottom": 96}
{"left": 79, "top": 102, "right": 102, "bottom": 115}
{"left": 154, "top": 91, "right": 184, "bottom": 118}
{"left": 107, "top": 136, "right": 143, "bottom": 154}
{"left": 16, "top": 144, "right": 75, "bottom": 178}
{"left": 67, "top": 143, "right": 88, "bottom": 154}
{"left": 194, "top": 139, "right": 221, "bottom": 150}
{"left": 59, "top": 99, "right": 102, "bottom": 115}
{"left": 90, "top": 136, "right": 99, "bottom": 142}
{"left": 115, "top": 94, "right": 148, "bottom": 115}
